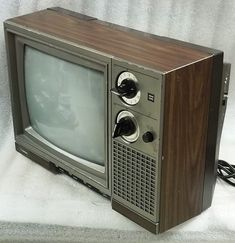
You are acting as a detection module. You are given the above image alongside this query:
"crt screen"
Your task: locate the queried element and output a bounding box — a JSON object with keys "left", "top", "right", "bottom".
{"left": 24, "top": 46, "right": 105, "bottom": 166}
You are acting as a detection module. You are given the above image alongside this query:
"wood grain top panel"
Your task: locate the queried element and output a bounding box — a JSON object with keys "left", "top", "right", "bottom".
{"left": 7, "top": 9, "right": 211, "bottom": 72}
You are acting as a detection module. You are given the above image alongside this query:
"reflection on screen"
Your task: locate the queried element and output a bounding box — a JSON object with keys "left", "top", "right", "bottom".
{"left": 24, "top": 46, "right": 105, "bottom": 166}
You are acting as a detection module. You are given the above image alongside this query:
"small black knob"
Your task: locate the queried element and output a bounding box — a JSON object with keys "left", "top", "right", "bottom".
{"left": 142, "top": 132, "right": 154, "bottom": 143}
{"left": 112, "top": 117, "right": 136, "bottom": 138}
{"left": 111, "top": 79, "right": 137, "bottom": 98}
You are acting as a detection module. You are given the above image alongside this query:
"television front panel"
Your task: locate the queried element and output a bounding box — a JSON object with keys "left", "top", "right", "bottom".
{"left": 5, "top": 32, "right": 111, "bottom": 195}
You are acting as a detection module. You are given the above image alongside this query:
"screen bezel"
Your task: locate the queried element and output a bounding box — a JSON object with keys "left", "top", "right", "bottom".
{"left": 15, "top": 36, "right": 109, "bottom": 186}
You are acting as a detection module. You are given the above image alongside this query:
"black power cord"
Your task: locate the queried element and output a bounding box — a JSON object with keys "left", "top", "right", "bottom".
{"left": 217, "top": 160, "right": 235, "bottom": 187}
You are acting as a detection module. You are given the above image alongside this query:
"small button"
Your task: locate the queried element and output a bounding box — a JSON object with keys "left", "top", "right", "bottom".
{"left": 142, "top": 132, "right": 154, "bottom": 143}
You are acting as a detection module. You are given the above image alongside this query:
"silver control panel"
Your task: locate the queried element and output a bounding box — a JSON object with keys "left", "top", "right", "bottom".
{"left": 111, "top": 63, "right": 163, "bottom": 158}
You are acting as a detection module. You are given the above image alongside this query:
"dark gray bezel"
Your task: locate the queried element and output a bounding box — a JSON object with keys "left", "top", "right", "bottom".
{"left": 4, "top": 26, "right": 112, "bottom": 194}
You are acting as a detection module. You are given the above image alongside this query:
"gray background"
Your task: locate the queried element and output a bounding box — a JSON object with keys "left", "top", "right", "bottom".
{"left": 0, "top": 0, "right": 234, "bottom": 242}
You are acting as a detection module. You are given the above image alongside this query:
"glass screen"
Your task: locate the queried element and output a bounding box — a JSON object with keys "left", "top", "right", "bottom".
{"left": 24, "top": 46, "right": 105, "bottom": 166}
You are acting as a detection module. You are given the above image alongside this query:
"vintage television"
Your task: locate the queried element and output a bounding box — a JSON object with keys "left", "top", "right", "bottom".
{"left": 4, "top": 7, "right": 230, "bottom": 233}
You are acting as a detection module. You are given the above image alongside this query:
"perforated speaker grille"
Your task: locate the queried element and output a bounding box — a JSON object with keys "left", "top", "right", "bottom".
{"left": 112, "top": 140, "right": 157, "bottom": 217}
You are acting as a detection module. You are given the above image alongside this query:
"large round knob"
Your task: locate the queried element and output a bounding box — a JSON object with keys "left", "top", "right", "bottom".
{"left": 115, "top": 79, "right": 137, "bottom": 98}
{"left": 111, "top": 72, "right": 141, "bottom": 105}
{"left": 113, "top": 111, "right": 140, "bottom": 143}
{"left": 112, "top": 117, "right": 136, "bottom": 138}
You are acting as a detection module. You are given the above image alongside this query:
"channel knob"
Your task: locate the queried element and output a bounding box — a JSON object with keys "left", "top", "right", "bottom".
{"left": 112, "top": 117, "right": 136, "bottom": 138}
{"left": 113, "top": 111, "right": 140, "bottom": 143}
{"left": 112, "top": 79, "right": 137, "bottom": 99}
{"left": 111, "top": 72, "right": 141, "bottom": 105}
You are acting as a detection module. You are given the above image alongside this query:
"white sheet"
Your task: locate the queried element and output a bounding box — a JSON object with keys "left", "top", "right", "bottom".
{"left": 0, "top": 137, "right": 235, "bottom": 241}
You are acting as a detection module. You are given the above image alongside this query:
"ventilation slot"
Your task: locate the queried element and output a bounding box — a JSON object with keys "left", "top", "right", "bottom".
{"left": 112, "top": 140, "right": 157, "bottom": 218}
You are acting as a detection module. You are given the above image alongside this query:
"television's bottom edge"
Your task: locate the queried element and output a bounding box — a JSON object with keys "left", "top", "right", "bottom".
{"left": 112, "top": 199, "right": 159, "bottom": 234}
{"left": 15, "top": 142, "right": 60, "bottom": 174}
{"left": 15, "top": 142, "right": 110, "bottom": 198}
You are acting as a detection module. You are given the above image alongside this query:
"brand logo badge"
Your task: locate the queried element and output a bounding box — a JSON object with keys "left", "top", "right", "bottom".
{"left": 147, "top": 93, "right": 155, "bottom": 102}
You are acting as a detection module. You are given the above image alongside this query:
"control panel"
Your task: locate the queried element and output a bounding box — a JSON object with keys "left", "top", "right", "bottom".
{"left": 111, "top": 63, "right": 163, "bottom": 158}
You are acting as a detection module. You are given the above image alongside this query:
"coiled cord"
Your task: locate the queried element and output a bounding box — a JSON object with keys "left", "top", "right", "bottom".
{"left": 217, "top": 160, "right": 235, "bottom": 187}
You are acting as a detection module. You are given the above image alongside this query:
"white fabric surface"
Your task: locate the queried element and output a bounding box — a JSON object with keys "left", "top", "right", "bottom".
{"left": 0, "top": 0, "right": 235, "bottom": 242}
{"left": 0, "top": 138, "right": 235, "bottom": 242}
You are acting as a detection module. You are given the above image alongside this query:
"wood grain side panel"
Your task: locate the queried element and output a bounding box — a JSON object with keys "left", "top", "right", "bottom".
{"left": 202, "top": 53, "right": 223, "bottom": 210}
{"left": 159, "top": 58, "right": 213, "bottom": 232}
{"left": 7, "top": 9, "right": 210, "bottom": 72}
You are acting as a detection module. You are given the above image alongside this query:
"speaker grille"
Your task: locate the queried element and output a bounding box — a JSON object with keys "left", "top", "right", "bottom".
{"left": 112, "top": 140, "right": 157, "bottom": 217}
